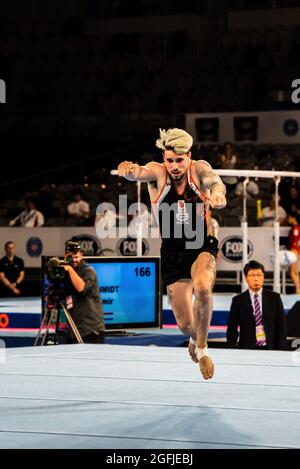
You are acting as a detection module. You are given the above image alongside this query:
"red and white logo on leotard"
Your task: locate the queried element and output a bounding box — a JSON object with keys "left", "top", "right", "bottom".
{"left": 176, "top": 200, "right": 189, "bottom": 224}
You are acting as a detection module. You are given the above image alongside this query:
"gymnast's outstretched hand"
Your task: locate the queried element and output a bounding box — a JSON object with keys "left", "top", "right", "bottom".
{"left": 209, "top": 190, "right": 227, "bottom": 209}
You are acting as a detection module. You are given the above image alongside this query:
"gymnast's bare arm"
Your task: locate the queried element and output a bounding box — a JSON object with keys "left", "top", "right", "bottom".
{"left": 117, "top": 161, "right": 164, "bottom": 182}
{"left": 194, "top": 160, "right": 227, "bottom": 209}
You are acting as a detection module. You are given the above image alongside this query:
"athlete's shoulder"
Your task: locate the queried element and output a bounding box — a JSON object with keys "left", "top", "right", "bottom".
{"left": 192, "top": 159, "right": 214, "bottom": 171}
{"left": 145, "top": 161, "right": 165, "bottom": 172}
{"left": 145, "top": 162, "right": 167, "bottom": 183}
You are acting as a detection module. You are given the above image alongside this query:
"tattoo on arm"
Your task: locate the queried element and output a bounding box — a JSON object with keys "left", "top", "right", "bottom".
{"left": 202, "top": 170, "right": 226, "bottom": 193}
{"left": 196, "top": 161, "right": 225, "bottom": 193}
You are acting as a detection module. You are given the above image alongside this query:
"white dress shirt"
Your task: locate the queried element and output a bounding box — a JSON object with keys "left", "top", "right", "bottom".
{"left": 67, "top": 200, "right": 90, "bottom": 218}
{"left": 9, "top": 209, "right": 44, "bottom": 227}
{"left": 261, "top": 206, "right": 287, "bottom": 226}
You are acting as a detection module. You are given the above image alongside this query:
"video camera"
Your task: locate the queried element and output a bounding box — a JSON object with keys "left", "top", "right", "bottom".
{"left": 46, "top": 240, "right": 82, "bottom": 281}
{"left": 47, "top": 256, "right": 73, "bottom": 280}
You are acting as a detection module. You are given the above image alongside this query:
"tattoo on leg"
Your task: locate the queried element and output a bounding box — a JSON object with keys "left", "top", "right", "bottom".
{"left": 206, "top": 255, "right": 216, "bottom": 272}
{"left": 167, "top": 286, "right": 174, "bottom": 304}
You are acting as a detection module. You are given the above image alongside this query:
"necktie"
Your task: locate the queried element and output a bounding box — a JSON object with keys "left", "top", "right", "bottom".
{"left": 254, "top": 294, "right": 266, "bottom": 346}
{"left": 254, "top": 294, "right": 262, "bottom": 325}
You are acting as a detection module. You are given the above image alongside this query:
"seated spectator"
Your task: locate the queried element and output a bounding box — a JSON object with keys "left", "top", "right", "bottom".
{"left": 258, "top": 194, "right": 286, "bottom": 226}
{"left": 218, "top": 142, "right": 240, "bottom": 193}
{"left": 9, "top": 198, "right": 44, "bottom": 227}
{"left": 235, "top": 178, "right": 259, "bottom": 200}
{"left": 67, "top": 189, "right": 90, "bottom": 226}
{"left": 0, "top": 241, "right": 25, "bottom": 297}
{"left": 95, "top": 202, "right": 118, "bottom": 236}
{"left": 287, "top": 212, "right": 300, "bottom": 294}
{"left": 281, "top": 186, "right": 300, "bottom": 214}
{"left": 128, "top": 206, "right": 154, "bottom": 238}
{"left": 226, "top": 260, "right": 286, "bottom": 350}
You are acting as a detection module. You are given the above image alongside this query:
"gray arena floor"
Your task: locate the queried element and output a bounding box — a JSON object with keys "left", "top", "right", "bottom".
{"left": 0, "top": 344, "right": 299, "bottom": 449}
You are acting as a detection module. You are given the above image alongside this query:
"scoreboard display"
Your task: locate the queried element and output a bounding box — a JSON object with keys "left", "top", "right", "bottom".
{"left": 84, "top": 257, "right": 161, "bottom": 329}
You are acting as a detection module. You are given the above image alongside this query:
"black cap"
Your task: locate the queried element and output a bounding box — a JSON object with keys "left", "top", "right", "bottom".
{"left": 65, "top": 240, "right": 81, "bottom": 254}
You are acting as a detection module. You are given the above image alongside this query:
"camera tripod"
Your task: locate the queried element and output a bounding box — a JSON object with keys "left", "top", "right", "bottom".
{"left": 34, "top": 301, "right": 83, "bottom": 346}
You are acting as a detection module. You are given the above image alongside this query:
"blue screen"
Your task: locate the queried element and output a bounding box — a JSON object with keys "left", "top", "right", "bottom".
{"left": 85, "top": 260, "right": 158, "bottom": 327}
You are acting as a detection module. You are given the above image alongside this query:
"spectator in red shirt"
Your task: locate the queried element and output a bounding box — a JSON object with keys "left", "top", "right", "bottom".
{"left": 287, "top": 212, "right": 300, "bottom": 294}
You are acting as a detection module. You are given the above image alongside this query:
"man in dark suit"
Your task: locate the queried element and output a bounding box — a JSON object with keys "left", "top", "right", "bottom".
{"left": 227, "top": 260, "right": 287, "bottom": 350}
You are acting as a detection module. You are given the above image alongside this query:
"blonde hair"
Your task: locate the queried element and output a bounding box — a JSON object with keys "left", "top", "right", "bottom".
{"left": 155, "top": 128, "right": 193, "bottom": 155}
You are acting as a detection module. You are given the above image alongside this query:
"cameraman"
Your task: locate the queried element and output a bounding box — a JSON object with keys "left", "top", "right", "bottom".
{"left": 62, "top": 241, "right": 105, "bottom": 343}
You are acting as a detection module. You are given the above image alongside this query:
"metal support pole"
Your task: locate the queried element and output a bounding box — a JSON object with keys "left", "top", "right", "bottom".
{"left": 241, "top": 177, "right": 249, "bottom": 292}
{"left": 273, "top": 176, "right": 281, "bottom": 293}
{"left": 136, "top": 181, "right": 142, "bottom": 257}
{"left": 282, "top": 269, "right": 286, "bottom": 295}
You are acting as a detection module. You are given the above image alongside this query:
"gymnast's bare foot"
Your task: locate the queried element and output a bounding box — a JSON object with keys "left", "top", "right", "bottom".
{"left": 199, "top": 355, "right": 214, "bottom": 380}
{"left": 188, "top": 338, "right": 198, "bottom": 363}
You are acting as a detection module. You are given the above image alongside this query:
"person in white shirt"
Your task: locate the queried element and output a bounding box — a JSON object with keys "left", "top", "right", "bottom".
{"left": 67, "top": 189, "right": 90, "bottom": 225}
{"left": 95, "top": 202, "right": 118, "bottom": 236}
{"left": 94, "top": 201, "right": 128, "bottom": 238}
{"left": 128, "top": 206, "right": 155, "bottom": 238}
{"left": 258, "top": 193, "right": 287, "bottom": 227}
{"left": 235, "top": 179, "right": 260, "bottom": 200}
{"left": 218, "top": 142, "right": 240, "bottom": 192}
{"left": 9, "top": 199, "right": 44, "bottom": 227}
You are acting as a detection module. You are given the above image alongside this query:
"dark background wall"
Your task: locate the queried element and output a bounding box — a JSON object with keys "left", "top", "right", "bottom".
{"left": 0, "top": 0, "right": 300, "bottom": 183}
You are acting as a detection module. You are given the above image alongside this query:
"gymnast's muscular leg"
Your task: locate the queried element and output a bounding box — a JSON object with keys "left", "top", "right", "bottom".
{"left": 166, "top": 279, "right": 198, "bottom": 362}
{"left": 191, "top": 252, "right": 216, "bottom": 380}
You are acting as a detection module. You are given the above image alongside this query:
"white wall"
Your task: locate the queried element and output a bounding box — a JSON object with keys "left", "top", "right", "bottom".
{"left": 0, "top": 226, "right": 291, "bottom": 271}
{"left": 186, "top": 111, "right": 300, "bottom": 143}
